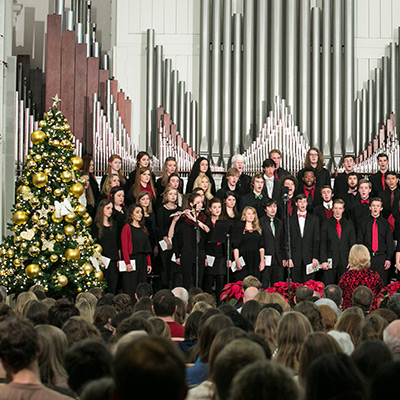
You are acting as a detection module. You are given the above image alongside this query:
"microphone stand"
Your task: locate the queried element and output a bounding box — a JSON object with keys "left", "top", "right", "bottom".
{"left": 194, "top": 207, "right": 201, "bottom": 287}
{"left": 282, "top": 190, "right": 292, "bottom": 302}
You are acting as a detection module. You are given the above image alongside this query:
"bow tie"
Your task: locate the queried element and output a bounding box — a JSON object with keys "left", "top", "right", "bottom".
{"left": 361, "top": 199, "right": 369, "bottom": 204}
{"left": 255, "top": 194, "right": 263, "bottom": 200}
{"left": 298, "top": 214, "right": 306, "bottom": 218}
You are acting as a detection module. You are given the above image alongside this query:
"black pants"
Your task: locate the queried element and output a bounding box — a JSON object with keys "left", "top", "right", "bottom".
{"left": 261, "top": 264, "right": 285, "bottom": 287}
{"left": 104, "top": 260, "right": 119, "bottom": 294}
{"left": 123, "top": 254, "right": 147, "bottom": 298}
{"left": 370, "top": 253, "right": 389, "bottom": 285}
{"left": 181, "top": 252, "right": 205, "bottom": 290}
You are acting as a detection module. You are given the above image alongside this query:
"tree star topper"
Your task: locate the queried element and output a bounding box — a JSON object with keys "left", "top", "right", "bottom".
{"left": 52, "top": 94, "right": 61, "bottom": 107}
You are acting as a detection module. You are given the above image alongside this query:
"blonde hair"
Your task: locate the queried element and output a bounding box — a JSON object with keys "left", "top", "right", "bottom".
{"left": 161, "top": 157, "right": 177, "bottom": 187}
{"left": 241, "top": 206, "right": 262, "bottom": 235}
{"left": 193, "top": 173, "right": 213, "bottom": 200}
{"left": 254, "top": 308, "right": 281, "bottom": 354}
{"left": 101, "top": 173, "right": 120, "bottom": 195}
{"left": 162, "top": 186, "right": 179, "bottom": 205}
{"left": 137, "top": 191, "right": 153, "bottom": 214}
{"left": 348, "top": 244, "right": 370, "bottom": 271}
{"left": 15, "top": 291, "right": 38, "bottom": 316}
{"left": 274, "top": 311, "right": 313, "bottom": 372}
{"left": 76, "top": 300, "right": 95, "bottom": 323}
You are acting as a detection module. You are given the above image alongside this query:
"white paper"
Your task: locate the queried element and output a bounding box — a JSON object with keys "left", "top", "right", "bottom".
{"left": 231, "top": 256, "right": 245, "bottom": 272}
{"left": 327, "top": 258, "right": 333, "bottom": 269}
{"left": 306, "top": 262, "right": 319, "bottom": 275}
{"left": 159, "top": 239, "right": 168, "bottom": 251}
{"left": 206, "top": 255, "right": 215, "bottom": 267}
{"left": 89, "top": 256, "right": 101, "bottom": 272}
{"left": 118, "top": 260, "right": 136, "bottom": 272}
{"left": 171, "top": 253, "right": 177, "bottom": 263}
{"left": 264, "top": 255, "right": 272, "bottom": 266}
{"left": 101, "top": 256, "right": 111, "bottom": 269}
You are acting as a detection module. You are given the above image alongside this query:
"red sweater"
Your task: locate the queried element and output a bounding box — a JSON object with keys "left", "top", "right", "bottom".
{"left": 121, "top": 224, "right": 151, "bottom": 267}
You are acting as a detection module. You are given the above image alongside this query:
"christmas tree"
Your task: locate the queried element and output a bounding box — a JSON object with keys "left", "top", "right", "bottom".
{"left": 0, "top": 96, "right": 105, "bottom": 297}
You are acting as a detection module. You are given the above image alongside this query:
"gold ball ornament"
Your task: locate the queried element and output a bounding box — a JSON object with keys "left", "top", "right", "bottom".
{"left": 75, "top": 204, "right": 86, "bottom": 216}
{"left": 26, "top": 160, "right": 37, "bottom": 170}
{"left": 31, "top": 214, "right": 39, "bottom": 223}
{"left": 57, "top": 275, "right": 68, "bottom": 287}
{"left": 93, "top": 244, "right": 103, "bottom": 254}
{"left": 13, "top": 258, "right": 22, "bottom": 267}
{"left": 77, "top": 287, "right": 83, "bottom": 293}
{"left": 38, "top": 219, "right": 48, "bottom": 228}
{"left": 38, "top": 120, "right": 46, "bottom": 128}
{"left": 52, "top": 212, "right": 63, "bottom": 223}
{"left": 32, "top": 172, "right": 48, "bottom": 188}
{"left": 43, "top": 197, "right": 51, "bottom": 205}
{"left": 61, "top": 170, "right": 73, "bottom": 182}
{"left": 20, "top": 242, "right": 28, "bottom": 251}
{"left": 31, "top": 130, "right": 46, "bottom": 145}
{"left": 13, "top": 236, "right": 22, "bottom": 246}
{"left": 65, "top": 248, "right": 80, "bottom": 261}
{"left": 25, "top": 264, "right": 40, "bottom": 278}
{"left": 52, "top": 140, "right": 60, "bottom": 147}
{"left": 65, "top": 212, "right": 76, "bottom": 223}
{"left": 29, "top": 197, "right": 40, "bottom": 207}
{"left": 61, "top": 139, "right": 71, "bottom": 147}
{"left": 82, "top": 212, "right": 90, "bottom": 219}
{"left": 53, "top": 188, "right": 62, "bottom": 197}
{"left": 83, "top": 216, "right": 93, "bottom": 227}
{"left": 17, "top": 185, "right": 30, "bottom": 194}
{"left": 64, "top": 225, "right": 75, "bottom": 236}
{"left": 44, "top": 169, "right": 52, "bottom": 176}
{"left": 50, "top": 254, "right": 58, "bottom": 263}
{"left": 6, "top": 249, "right": 14, "bottom": 258}
{"left": 71, "top": 156, "right": 83, "bottom": 171}
{"left": 12, "top": 211, "right": 28, "bottom": 225}
{"left": 83, "top": 262, "right": 94, "bottom": 275}
{"left": 64, "top": 123, "right": 71, "bottom": 131}
{"left": 28, "top": 246, "right": 40, "bottom": 257}
{"left": 34, "top": 154, "right": 42, "bottom": 162}
{"left": 95, "top": 270, "right": 104, "bottom": 281}
{"left": 69, "top": 182, "right": 84, "bottom": 198}
{"left": 55, "top": 233, "right": 65, "bottom": 242}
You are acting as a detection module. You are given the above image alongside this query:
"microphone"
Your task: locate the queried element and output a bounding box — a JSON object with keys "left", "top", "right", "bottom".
{"left": 282, "top": 186, "right": 289, "bottom": 199}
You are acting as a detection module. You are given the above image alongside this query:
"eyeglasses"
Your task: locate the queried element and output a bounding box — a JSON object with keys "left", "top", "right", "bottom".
{"left": 309, "top": 153, "right": 319, "bottom": 157}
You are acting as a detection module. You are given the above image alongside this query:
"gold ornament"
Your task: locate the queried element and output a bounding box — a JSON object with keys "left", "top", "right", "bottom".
{"left": 76, "top": 236, "right": 86, "bottom": 246}
{"left": 64, "top": 123, "right": 71, "bottom": 131}
{"left": 38, "top": 219, "right": 48, "bottom": 228}
{"left": 37, "top": 206, "right": 51, "bottom": 219}
{"left": 6, "top": 249, "right": 14, "bottom": 258}
{"left": 93, "top": 244, "right": 103, "bottom": 254}
{"left": 26, "top": 160, "right": 37, "bottom": 170}
{"left": 42, "top": 152, "right": 48, "bottom": 158}
{"left": 31, "top": 130, "right": 46, "bottom": 145}
{"left": 21, "top": 229, "right": 35, "bottom": 241}
{"left": 25, "top": 264, "right": 40, "bottom": 278}
{"left": 12, "top": 211, "right": 28, "bottom": 225}
{"left": 57, "top": 275, "right": 68, "bottom": 287}
{"left": 65, "top": 212, "right": 76, "bottom": 223}
{"left": 95, "top": 270, "right": 104, "bottom": 281}
{"left": 83, "top": 262, "right": 94, "bottom": 275}
{"left": 82, "top": 212, "right": 90, "bottom": 219}
{"left": 61, "top": 139, "right": 71, "bottom": 147}
{"left": 65, "top": 248, "right": 80, "bottom": 261}
{"left": 77, "top": 287, "right": 82, "bottom": 293}
{"left": 50, "top": 254, "right": 58, "bottom": 262}
{"left": 28, "top": 246, "right": 40, "bottom": 257}
{"left": 34, "top": 154, "right": 42, "bottom": 162}
{"left": 44, "top": 286, "right": 48, "bottom": 292}
{"left": 61, "top": 170, "right": 73, "bottom": 182}
{"left": 83, "top": 216, "right": 93, "bottom": 227}
{"left": 20, "top": 242, "right": 28, "bottom": 251}
{"left": 52, "top": 140, "right": 60, "bottom": 147}
{"left": 55, "top": 233, "right": 65, "bottom": 242}
{"left": 64, "top": 225, "right": 75, "bottom": 236}
{"left": 42, "top": 239, "right": 56, "bottom": 252}
{"left": 38, "top": 120, "right": 46, "bottom": 128}
{"left": 31, "top": 214, "right": 39, "bottom": 223}
{"left": 52, "top": 212, "right": 63, "bottom": 223}
{"left": 53, "top": 188, "right": 62, "bottom": 197}
{"left": 13, "top": 236, "right": 22, "bottom": 246}
{"left": 49, "top": 234, "right": 54, "bottom": 239}
{"left": 32, "top": 172, "right": 48, "bottom": 188}
{"left": 75, "top": 204, "right": 86, "bottom": 216}
{"left": 29, "top": 197, "right": 40, "bottom": 207}
{"left": 69, "top": 183, "right": 84, "bottom": 198}
{"left": 44, "top": 169, "right": 51, "bottom": 176}
{"left": 13, "top": 258, "right": 22, "bottom": 267}
{"left": 71, "top": 156, "right": 83, "bottom": 171}
{"left": 43, "top": 197, "right": 50, "bottom": 205}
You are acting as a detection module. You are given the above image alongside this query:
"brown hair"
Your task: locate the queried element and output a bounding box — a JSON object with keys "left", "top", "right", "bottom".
{"left": 106, "top": 154, "right": 126, "bottom": 185}
{"left": 133, "top": 167, "right": 156, "bottom": 200}
{"left": 304, "top": 147, "right": 325, "bottom": 171}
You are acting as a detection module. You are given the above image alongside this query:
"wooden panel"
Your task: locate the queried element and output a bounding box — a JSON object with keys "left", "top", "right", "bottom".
{"left": 98, "top": 69, "right": 109, "bottom": 107}
{"left": 117, "top": 90, "right": 125, "bottom": 125}
{"left": 60, "top": 30, "right": 75, "bottom": 128}
{"left": 176, "top": 0, "right": 189, "bottom": 34}
{"left": 45, "top": 14, "right": 62, "bottom": 109}
{"left": 140, "top": 0, "right": 153, "bottom": 32}
{"left": 125, "top": 98, "right": 132, "bottom": 135}
{"left": 74, "top": 43, "right": 87, "bottom": 146}
{"left": 380, "top": 0, "right": 392, "bottom": 38}
{"left": 153, "top": 0, "right": 165, "bottom": 33}
{"left": 110, "top": 79, "right": 118, "bottom": 102}
{"left": 86, "top": 57, "right": 99, "bottom": 155}
{"left": 369, "top": 0, "right": 381, "bottom": 38}
{"left": 164, "top": 0, "right": 177, "bottom": 34}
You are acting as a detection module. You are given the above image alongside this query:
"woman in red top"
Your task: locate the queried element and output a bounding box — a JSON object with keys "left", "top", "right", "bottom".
{"left": 126, "top": 166, "right": 157, "bottom": 206}
{"left": 121, "top": 204, "right": 152, "bottom": 297}
{"left": 338, "top": 244, "right": 383, "bottom": 310}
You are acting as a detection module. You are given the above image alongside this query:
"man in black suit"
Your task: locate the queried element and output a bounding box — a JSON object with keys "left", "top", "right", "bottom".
{"left": 343, "top": 172, "right": 359, "bottom": 217}
{"left": 215, "top": 167, "right": 242, "bottom": 201}
{"left": 239, "top": 174, "right": 267, "bottom": 218}
{"left": 221, "top": 154, "right": 251, "bottom": 195}
{"left": 294, "top": 168, "right": 323, "bottom": 213}
{"left": 262, "top": 158, "right": 281, "bottom": 201}
{"left": 260, "top": 198, "right": 285, "bottom": 287}
{"left": 350, "top": 178, "right": 372, "bottom": 234}
{"left": 370, "top": 153, "right": 389, "bottom": 196}
{"left": 313, "top": 185, "right": 334, "bottom": 226}
{"left": 288, "top": 194, "right": 320, "bottom": 283}
{"left": 333, "top": 155, "right": 357, "bottom": 199}
{"left": 269, "top": 149, "right": 290, "bottom": 180}
{"left": 378, "top": 171, "right": 400, "bottom": 220}
{"left": 357, "top": 197, "right": 394, "bottom": 285}
{"left": 320, "top": 199, "right": 356, "bottom": 284}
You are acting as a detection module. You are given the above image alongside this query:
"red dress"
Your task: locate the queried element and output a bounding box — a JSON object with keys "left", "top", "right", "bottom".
{"left": 338, "top": 269, "right": 383, "bottom": 310}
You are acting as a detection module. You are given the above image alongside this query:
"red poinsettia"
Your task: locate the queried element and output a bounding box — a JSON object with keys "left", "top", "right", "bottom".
{"left": 220, "top": 281, "right": 243, "bottom": 305}
{"left": 379, "top": 281, "right": 400, "bottom": 301}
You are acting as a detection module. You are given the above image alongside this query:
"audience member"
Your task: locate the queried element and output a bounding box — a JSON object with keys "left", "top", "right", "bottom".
{"left": 383, "top": 320, "right": 400, "bottom": 360}
{"left": 322, "top": 284, "right": 343, "bottom": 308}
{"left": 351, "top": 285, "right": 374, "bottom": 313}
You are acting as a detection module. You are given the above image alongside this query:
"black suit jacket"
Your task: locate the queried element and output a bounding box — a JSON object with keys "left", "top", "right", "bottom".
{"left": 260, "top": 215, "right": 284, "bottom": 266}
{"left": 239, "top": 190, "right": 267, "bottom": 218}
{"left": 350, "top": 197, "right": 371, "bottom": 234}
{"left": 297, "top": 167, "right": 331, "bottom": 190}
{"left": 320, "top": 217, "right": 356, "bottom": 269}
{"left": 370, "top": 171, "right": 387, "bottom": 197}
{"left": 276, "top": 167, "right": 290, "bottom": 181}
{"left": 357, "top": 216, "right": 394, "bottom": 260}
{"left": 378, "top": 188, "right": 400, "bottom": 219}
{"left": 313, "top": 204, "right": 333, "bottom": 226}
{"left": 221, "top": 173, "right": 251, "bottom": 196}
{"left": 289, "top": 213, "right": 320, "bottom": 266}
{"left": 294, "top": 185, "right": 323, "bottom": 213}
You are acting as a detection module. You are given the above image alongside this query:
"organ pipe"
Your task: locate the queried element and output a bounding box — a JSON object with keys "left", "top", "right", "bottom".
{"left": 146, "top": 29, "right": 155, "bottom": 155}
{"left": 311, "top": 7, "right": 320, "bottom": 147}
{"left": 232, "top": 13, "right": 242, "bottom": 154}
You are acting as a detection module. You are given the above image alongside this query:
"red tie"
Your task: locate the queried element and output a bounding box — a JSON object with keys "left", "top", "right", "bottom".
{"left": 361, "top": 199, "right": 369, "bottom": 204}
{"left": 298, "top": 214, "right": 306, "bottom": 218}
{"left": 336, "top": 219, "right": 341, "bottom": 239}
{"left": 372, "top": 218, "right": 378, "bottom": 252}
{"left": 289, "top": 199, "right": 293, "bottom": 216}
{"left": 382, "top": 174, "right": 386, "bottom": 191}
{"left": 274, "top": 170, "right": 278, "bottom": 179}
{"left": 391, "top": 191, "right": 394, "bottom": 207}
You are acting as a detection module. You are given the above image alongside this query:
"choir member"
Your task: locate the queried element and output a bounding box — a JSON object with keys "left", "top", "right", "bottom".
{"left": 121, "top": 204, "right": 152, "bottom": 297}
{"left": 99, "top": 174, "right": 121, "bottom": 202}
{"left": 279, "top": 175, "right": 298, "bottom": 217}
{"left": 370, "top": 153, "right": 389, "bottom": 196}
{"left": 110, "top": 186, "right": 127, "bottom": 235}
{"left": 204, "top": 198, "right": 227, "bottom": 303}
{"left": 295, "top": 168, "right": 322, "bottom": 213}
{"left": 193, "top": 173, "right": 213, "bottom": 201}
{"left": 100, "top": 154, "right": 126, "bottom": 191}
{"left": 82, "top": 155, "right": 100, "bottom": 203}
{"left": 357, "top": 198, "right": 394, "bottom": 285}
{"left": 126, "top": 166, "right": 157, "bottom": 206}
{"left": 378, "top": 171, "right": 400, "bottom": 221}
{"left": 313, "top": 185, "right": 334, "bottom": 226}
{"left": 137, "top": 191, "right": 158, "bottom": 261}
{"left": 166, "top": 173, "right": 183, "bottom": 206}
{"left": 333, "top": 155, "right": 357, "bottom": 200}
{"left": 155, "top": 156, "right": 183, "bottom": 198}
{"left": 157, "top": 186, "right": 181, "bottom": 288}
{"left": 233, "top": 206, "right": 265, "bottom": 281}
{"left": 186, "top": 157, "right": 216, "bottom": 195}
{"left": 172, "top": 192, "right": 210, "bottom": 290}
{"left": 260, "top": 199, "right": 285, "bottom": 287}
{"left": 319, "top": 199, "right": 356, "bottom": 284}
{"left": 343, "top": 172, "right": 359, "bottom": 216}
{"left": 240, "top": 174, "right": 267, "bottom": 218}
{"left": 262, "top": 158, "right": 281, "bottom": 200}
{"left": 350, "top": 178, "right": 372, "bottom": 234}
{"left": 221, "top": 154, "right": 251, "bottom": 195}
{"left": 126, "top": 151, "right": 156, "bottom": 190}
{"left": 297, "top": 147, "right": 331, "bottom": 190}
{"left": 288, "top": 194, "right": 320, "bottom": 283}
{"left": 222, "top": 191, "right": 241, "bottom": 222}
{"left": 215, "top": 168, "right": 242, "bottom": 200}
{"left": 269, "top": 149, "right": 290, "bottom": 180}
{"left": 92, "top": 199, "right": 120, "bottom": 294}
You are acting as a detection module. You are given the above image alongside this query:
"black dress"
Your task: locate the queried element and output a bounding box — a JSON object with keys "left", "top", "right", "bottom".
{"left": 233, "top": 229, "right": 264, "bottom": 281}
{"left": 112, "top": 205, "right": 128, "bottom": 250}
